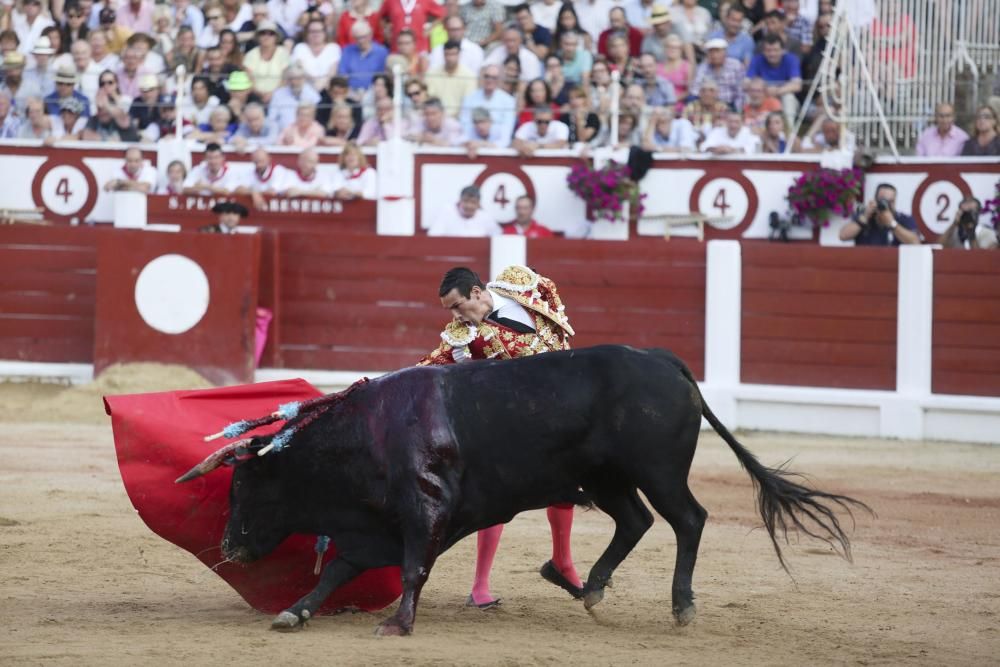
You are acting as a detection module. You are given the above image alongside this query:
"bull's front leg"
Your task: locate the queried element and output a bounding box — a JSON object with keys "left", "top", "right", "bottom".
{"left": 374, "top": 528, "right": 443, "bottom": 637}
{"left": 272, "top": 557, "right": 362, "bottom": 631}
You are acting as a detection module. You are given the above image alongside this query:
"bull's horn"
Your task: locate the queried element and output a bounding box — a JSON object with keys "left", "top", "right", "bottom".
{"left": 175, "top": 438, "right": 252, "bottom": 483}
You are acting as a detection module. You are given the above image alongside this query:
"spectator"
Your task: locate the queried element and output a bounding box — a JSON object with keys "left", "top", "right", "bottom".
{"left": 483, "top": 26, "right": 542, "bottom": 82}
{"left": 588, "top": 57, "right": 613, "bottom": 117}
{"left": 552, "top": 2, "right": 589, "bottom": 52}
{"left": 428, "top": 15, "right": 483, "bottom": 74}
{"left": 782, "top": 0, "right": 813, "bottom": 52}
{"left": 183, "top": 142, "right": 241, "bottom": 194}
{"left": 428, "top": 184, "right": 501, "bottom": 236}
{"left": 167, "top": 25, "right": 201, "bottom": 74}
{"left": 225, "top": 71, "right": 263, "bottom": 119}
{"left": 67, "top": 39, "right": 101, "bottom": 103}
{"left": 512, "top": 105, "right": 569, "bottom": 156}
{"left": 244, "top": 20, "right": 290, "bottom": 102}
{"left": 81, "top": 88, "right": 139, "bottom": 141}
{"left": 557, "top": 30, "right": 592, "bottom": 87}
{"left": 501, "top": 195, "right": 555, "bottom": 237}
{"left": 597, "top": 7, "right": 642, "bottom": 58}
{"left": 746, "top": 34, "right": 801, "bottom": 124}
{"left": 700, "top": 110, "right": 758, "bottom": 154}
{"left": 238, "top": 147, "right": 292, "bottom": 207}
{"left": 426, "top": 39, "right": 476, "bottom": 118}
{"left": 285, "top": 147, "right": 340, "bottom": 197}
{"left": 268, "top": 64, "right": 320, "bottom": 129}
{"left": 459, "top": 63, "right": 516, "bottom": 146}
{"left": 60, "top": 4, "right": 90, "bottom": 54}
{"left": 44, "top": 65, "right": 90, "bottom": 115}
{"left": 742, "top": 77, "right": 780, "bottom": 131}
{"left": 794, "top": 114, "right": 852, "bottom": 153}
{"left": 199, "top": 201, "right": 248, "bottom": 234}
{"left": 356, "top": 95, "right": 399, "bottom": 145}
{"left": 800, "top": 10, "right": 831, "bottom": 85}
{"left": 116, "top": 0, "right": 154, "bottom": 34}
{"left": 189, "top": 104, "right": 237, "bottom": 143}
{"left": 378, "top": 0, "right": 443, "bottom": 55}
{"left": 758, "top": 110, "right": 787, "bottom": 153}
{"left": 0, "top": 52, "right": 40, "bottom": 110}
{"left": 200, "top": 48, "right": 235, "bottom": 101}
{"left": 143, "top": 92, "right": 187, "bottom": 140}
{"left": 612, "top": 110, "right": 639, "bottom": 148}
{"left": 127, "top": 72, "right": 161, "bottom": 131}
{"left": 705, "top": 4, "right": 754, "bottom": 66}
{"left": 236, "top": 2, "right": 270, "bottom": 50}
{"left": 149, "top": 5, "right": 174, "bottom": 55}
{"left": 334, "top": 140, "right": 376, "bottom": 200}
{"left": 185, "top": 75, "right": 220, "bottom": 126}
{"left": 0, "top": 91, "right": 20, "bottom": 137}
{"left": 624, "top": 0, "right": 658, "bottom": 33}
{"left": 156, "top": 159, "right": 187, "bottom": 195}
{"left": 406, "top": 96, "right": 464, "bottom": 146}
{"left": 531, "top": 0, "right": 562, "bottom": 33}
{"left": 961, "top": 105, "right": 1000, "bottom": 157}
{"left": 620, "top": 82, "right": 651, "bottom": 134}
{"left": 24, "top": 36, "right": 56, "bottom": 97}
{"left": 683, "top": 79, "right": 729, "bottom": 138}
{"left": 267, "top": 0, "right": 307, "bottom": 42}
{"left": 103, "top": 146, "right": 156, "bottom": 193}
{"left": 12, "top": 0, "right": 54, "bottom": 57}
{"left": 216, "top": 28, "right": 242, "bottom": 70}
{"left": 98, "top": 8, "right": 132, "bottom": 54}
{"left": 542, "top": 53, "right": 570, "bottom": 105}
{"left": 231, "top": 101, "right": 279, "bottom": 149}
{"left": 336, "top": 20, "right": 387, "bottom": 94}
{"left": 574, "top": 0, "right": 613, "bottom": 47}
{"left": 641, "top": 106, "right": 697, "bottom": 152}
{"left": 840, "top": 184, "right": 920, "bottom": 246}
{"left": 464, "top": 105, "right": 508, "bottom": 156}
{"left": 47, "top": 96, "right": 86, "bottom": 142}
{"left": 757, "top": 10, "right": 802, "bottom": 57}
{"left": 391, "top": 29, "right": 428, "bottom": 78}
{"left": 320, "top": 102, "right": 360, "bottom": 145}
{"left": 459, "top": 0, "right": 504, "bottom": 50}
{"left": 635, "top": 53, "right": 677, "bottom": 108}
{"left": 518, "top": 78, "right": 557, "bottom": 127}
{"left": 672, "top": 0, "right": 713, "bottom": 49}
{"left": 277, "top": 101, "right": 324, "bottom": 147}
{"left": 197, "top": 6, "right": 226, "bottom": 48}
{"left": 87, "top": 30, "right": 118, "bottom": 71}
{"left": 640, "top": 5, "right": 694, "bottom": 65}
{"left": 559, "top": 87, "right": 600, "bottom": 144}
{"left": 692, "top": 37, "right": 745, "bottom": 109}
{"left": 15, "top": 95, "right": 50, "bottom": 139}
{"left": 514, "top": 3, "right": 551, "bottom": 61}
{"left": 336, "top": 0, "right": 381, "bottom": 48}
{"left": 171, "top": 0, "right": 204, "bottom": 40}
{"left": 659, "top": 34, "right": 691, "bottom": 102}
{"left": 938, "top": 197, "right": 995, "bottom": 250}
{"left": 359, "top": 72, "right": 391, "bottom": 121}
{"left": 115, "top": 45, "right": 143, "bottom": 98}
{"left": 604, "top": 33, "right": 634, "bottom": 81}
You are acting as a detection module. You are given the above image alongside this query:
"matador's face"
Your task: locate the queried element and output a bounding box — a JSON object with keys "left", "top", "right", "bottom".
{"left": 440, "top": 286, "right": 492, "bottom": 326}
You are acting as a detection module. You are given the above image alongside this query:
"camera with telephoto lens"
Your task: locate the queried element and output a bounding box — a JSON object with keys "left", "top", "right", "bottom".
{"left": 957, "top": 209, "right": 978, "bottom": 242}
{"left": 876, "top": 198, "right": 891, "bottom": 212}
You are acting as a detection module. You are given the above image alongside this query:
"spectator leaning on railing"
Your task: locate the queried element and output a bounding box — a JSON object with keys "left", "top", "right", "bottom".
{"left": 916, "top": 103, "right": 969, "bottom": 158}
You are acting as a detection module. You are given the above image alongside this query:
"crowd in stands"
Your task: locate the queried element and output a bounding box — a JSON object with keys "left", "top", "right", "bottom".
{"left": 1, "top": 0, "right": 996, "bottom": 156}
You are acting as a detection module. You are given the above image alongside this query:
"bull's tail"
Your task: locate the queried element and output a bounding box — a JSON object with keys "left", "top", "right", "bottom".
{"left": 676, "top": 361, "right": 873, "bottom": 572}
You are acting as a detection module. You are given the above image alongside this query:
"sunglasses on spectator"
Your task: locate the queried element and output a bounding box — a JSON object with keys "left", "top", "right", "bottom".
{"left": 978, "top": 112, "right": 996, "bottom": 119}
{"left": 483, "top": 74, "right": 499, "bottom": 80}
{"left": 100, "top": 78, "right": 116, "bottom": 85}
{"left": 407, "top": 89, "right": 422, "bottom": 97}
{"left": 536, "top": 119, "right": 551, "bottom": 125}
{"left": 208, "top": 14, "right": 223, "bottom": 19}
{"left": 68, "top": 12, "right": 83, "bottom": 18}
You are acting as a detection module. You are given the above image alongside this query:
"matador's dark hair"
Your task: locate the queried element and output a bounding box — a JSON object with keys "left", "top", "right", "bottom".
{"left": 439, "top": 267, "right": 485, "bottom": 298}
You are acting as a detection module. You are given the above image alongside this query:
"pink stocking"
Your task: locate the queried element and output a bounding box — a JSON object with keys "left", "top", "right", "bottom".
{"left": 547, "top": 505, "right": 582, "bottom": 588}
{"left": 470, "top": 524, "right": 503, "bottom": 604}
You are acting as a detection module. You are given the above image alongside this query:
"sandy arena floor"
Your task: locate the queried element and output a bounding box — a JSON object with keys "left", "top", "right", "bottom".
{"left": 1, "top": 413, "right": 998, "bottom": 665}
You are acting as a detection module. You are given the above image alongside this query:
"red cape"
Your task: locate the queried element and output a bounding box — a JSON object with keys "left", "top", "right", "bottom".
{"left": 104, "top": 379, "right": 402, "bottom": 615}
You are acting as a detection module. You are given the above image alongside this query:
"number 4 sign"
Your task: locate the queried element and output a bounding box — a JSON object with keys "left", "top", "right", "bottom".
{"left": 31, "top": 157, "right": 99, "bottom": 223}
{"left": 692, "top": 176, "right": 755, "bottom": 233}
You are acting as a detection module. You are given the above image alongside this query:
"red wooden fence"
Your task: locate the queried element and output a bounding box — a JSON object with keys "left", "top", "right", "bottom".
{"left": 932, "top": 249, "right": 1000, "bottom": 397}
{"left": 741, "top": 243, "right": 899, "bottom": 389}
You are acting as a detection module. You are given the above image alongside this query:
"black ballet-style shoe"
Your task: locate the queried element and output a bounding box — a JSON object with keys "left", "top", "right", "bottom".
{"left": 539, "top": 560, "right": 585, "bottom": 599}
{"left": 465, "top": 594, "right": 502, "bottom": 610}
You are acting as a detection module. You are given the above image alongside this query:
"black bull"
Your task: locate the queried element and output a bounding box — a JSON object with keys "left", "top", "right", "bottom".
{"left": 179, "top": 345, "right": 869, "bottom": 636}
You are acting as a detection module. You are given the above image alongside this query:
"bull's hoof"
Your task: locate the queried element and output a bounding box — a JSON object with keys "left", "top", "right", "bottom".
{"left": 374, "top": 619, "right": 411, "bottom": 637}
{"left": 673, "top": 603, "right": 697, "bottom": 626}
{"left": 270, "top": 611, "right": 303, "bottom": 632}
{"left": 582, "top": 586, "right": 604, "bottom": 611}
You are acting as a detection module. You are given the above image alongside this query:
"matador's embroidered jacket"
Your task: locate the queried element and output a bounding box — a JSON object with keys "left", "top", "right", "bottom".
{"left": 418, "top": 265, "right": 575, "bottom": 365}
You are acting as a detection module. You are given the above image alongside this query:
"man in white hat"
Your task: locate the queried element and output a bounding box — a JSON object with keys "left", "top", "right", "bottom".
{"left": 692, "top": 37, "right": 746, "bottom": 110}
{"left": 49, "top": 95, "right": 87, "bottom": 140}
{"left": 43, "top": 65, "right": 91, "bottom": 117}
{"left": 640, "top": 5, "right": 694, "bottom": 64}
{"left": 25, "top": 35, "right": 56, "bottom": 96}
{"left": 0, "top": 52, "right": 40, "bottom": 110}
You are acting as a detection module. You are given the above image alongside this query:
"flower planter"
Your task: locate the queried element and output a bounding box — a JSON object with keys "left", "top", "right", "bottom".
{"left": 588, "top": 203, "right": 630, "bottom": 240}
{"left": 819, "top": 214, "right": 855, "bottom": 246}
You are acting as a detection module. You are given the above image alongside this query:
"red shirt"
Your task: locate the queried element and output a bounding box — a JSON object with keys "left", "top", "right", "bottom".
{"left": 377, "top": 0, "right": 444, "bottom": 53}
{"left": 502, "top": 220, "right": 556, "bottom": 238}
{"left": 336, "top": 11, "right": 383, "bottom": 47}
{"left": 597, "top": 26, "right": 644, "bottom": 58}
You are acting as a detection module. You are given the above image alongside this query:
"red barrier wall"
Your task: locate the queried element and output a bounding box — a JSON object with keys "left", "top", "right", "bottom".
{"left": 275, "top": 232, "right": 490, "bottom": 371}
{"left": 528, "top": 238, "right": 707, "bottom": 379}
{"left": 147, "top": 195, "right": 377, "bottom": 234}
{"left": 741, "top": 243, "right": 899, "bottom": 389}
{"left": 0, "top": 225, "right": 99, "bottom": 363}
{"left": 932, "top": 249, "right": 1000, "bottom": 397}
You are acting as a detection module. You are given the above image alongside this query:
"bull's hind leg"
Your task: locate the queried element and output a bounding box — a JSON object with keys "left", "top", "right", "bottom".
{"left": 582, "top": 487, "right": 654, "bottom": 610}
{"left": 640, "top": 484, "right": 707, "bottom": 626}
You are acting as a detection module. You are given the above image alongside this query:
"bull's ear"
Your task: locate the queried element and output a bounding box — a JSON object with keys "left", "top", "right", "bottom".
{"left": 176, "top": 438, "right": 255, "bottom": 483}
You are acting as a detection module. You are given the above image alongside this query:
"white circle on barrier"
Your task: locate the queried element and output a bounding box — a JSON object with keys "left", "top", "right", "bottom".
{"left": 696, "top": 178, "right": 749, "bottom": 230}
{"left": 40, "top": 165, "right": 91, "bottom": 216}
{"left": 918, "top": 180, "right": 965, "bottom": 236}
{"left": 134, "top": 254, "right": 210, "bottom": 335}
{"left": 478, "top": 172, "right": 529, "bottom": 224}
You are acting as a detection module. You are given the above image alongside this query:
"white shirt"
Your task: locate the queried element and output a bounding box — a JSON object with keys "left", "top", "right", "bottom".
{"left": 482, "top": 45, "right": 541, "bottom": 82}
{"left": 700, "top": 125, "right": 759, "bottom": 153}
{"left": 514, "top": 118, "right": 570, "bottom": 144}
{"left": 573, "top": 0, "right": 613, "bottom": 44}
{"left": 428, "top": 38, "right": 484, "bottom": 76}
{"left": 227, "top": 3, "right": 254, "bottom": 31}
{"left": 427, "top": 204, "right": 501, "bottom": 237}
{"left": 94, "top": 53, "right": 121, "bottom": 72}
{"left": 284, "top": 168, "right": 340, "bottom": 196}
{"left": 183, "top": 162, "right": 242, "bottom": 192}
{"left": 291, "top": 42, "right": 342, "bottom": 87}
{"left": 119, "top": 162, "right": 159, "bottom": 190}
{"left": 49, "top": 114, "right": 87, "bottom": 138}
{"left": 13, "top": 12, "right": 55, "bottom": 56}
{"left": 487, "top": 289, "right": 534, "bottom": 330}
{"left": 337, "top": 166, "right": 376, "bottom": 200}
{"left": 530, "top": 0, "right": 562, "bottom": 31}
{"left": 268, "top": 0, "right": 308, "bottom": 38}
{"left": 243, "top": 162, "right": 293, "bottom": 193}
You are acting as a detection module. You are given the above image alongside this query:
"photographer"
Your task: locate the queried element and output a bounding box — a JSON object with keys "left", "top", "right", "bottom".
{"left": 839, "top": 183, "right": 921, "bottom": 246}
{"left": 938, "top": 197, "right": 997, "bottom": 250}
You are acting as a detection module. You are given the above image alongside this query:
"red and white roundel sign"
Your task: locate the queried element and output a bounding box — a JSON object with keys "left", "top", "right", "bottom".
{"left": 31, "top": 157, "right": 99, "bottom": 222}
